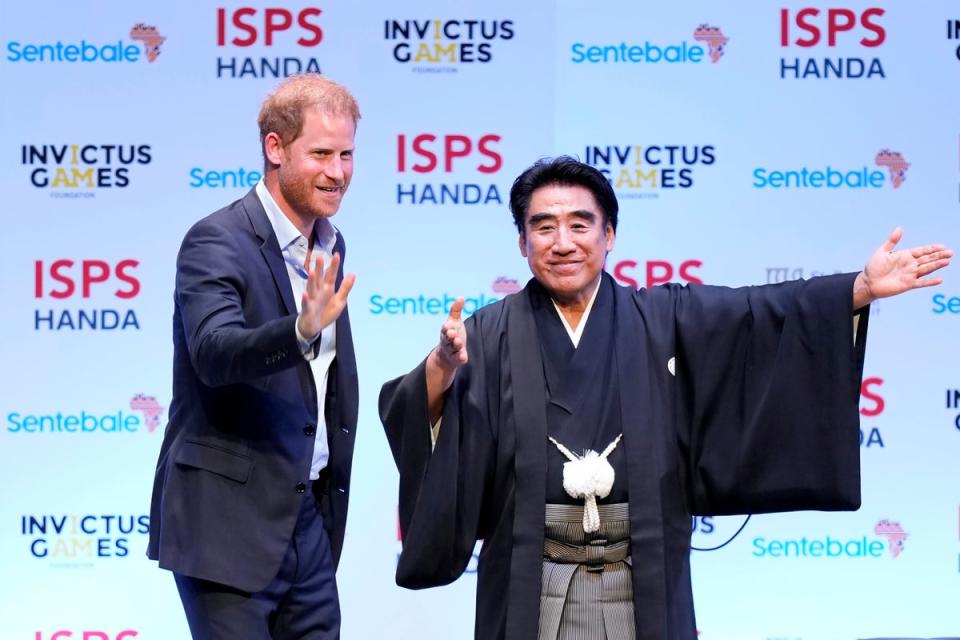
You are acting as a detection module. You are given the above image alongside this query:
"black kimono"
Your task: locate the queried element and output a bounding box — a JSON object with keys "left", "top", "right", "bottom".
{"left": 379, "top": 272, "right": 868, "bottom": 639}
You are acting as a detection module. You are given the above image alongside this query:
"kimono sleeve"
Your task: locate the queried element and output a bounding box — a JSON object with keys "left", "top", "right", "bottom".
{"left": 673, "top": 273, "right": 869, "bottom": 515}
{"left": 378, "top": 313, "right": 497, "bottom": 588}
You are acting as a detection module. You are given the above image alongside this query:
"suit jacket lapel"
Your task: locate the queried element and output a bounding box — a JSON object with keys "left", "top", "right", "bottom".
{"left": 242, "top": 188, "right": 297, "bottom": 316}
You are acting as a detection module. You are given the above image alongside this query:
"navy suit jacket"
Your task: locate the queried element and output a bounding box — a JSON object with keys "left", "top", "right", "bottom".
{"left": 148, "top": 188, "right": 359, "bottom": 592}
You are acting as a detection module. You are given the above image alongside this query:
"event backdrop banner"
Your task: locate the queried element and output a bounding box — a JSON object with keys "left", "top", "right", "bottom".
{"left": 1, "top": 1, "right": 958, "bottom": 638}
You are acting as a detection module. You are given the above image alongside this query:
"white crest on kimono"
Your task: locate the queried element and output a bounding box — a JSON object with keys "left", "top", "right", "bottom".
{"left": 667, "top": 356, "right": 676, "bottom": 376}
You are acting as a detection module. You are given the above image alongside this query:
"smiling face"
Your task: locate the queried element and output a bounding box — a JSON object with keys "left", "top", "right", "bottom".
{"left": 519, "top": 183, "right": 615, "bottom": 307}
{"left": 265, "top": 108, "right": 355, "bottom": 226}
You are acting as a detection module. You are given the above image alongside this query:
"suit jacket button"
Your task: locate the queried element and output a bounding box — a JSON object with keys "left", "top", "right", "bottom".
{"left": 337, "top": 487, "right": 346, "bottom": 494}
{"left": 295, "top": 482, "right": 306, "bottom": 493}
{"left": 304, "top": 425, "right": 316, "bottom": 436}
{"left": 340, "top": 426, "right": 350, "bottom": 434}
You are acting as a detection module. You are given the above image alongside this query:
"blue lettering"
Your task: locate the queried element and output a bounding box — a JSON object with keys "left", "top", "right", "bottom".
{"left": 31, "top": 538, "right": 48, "bottom": 558}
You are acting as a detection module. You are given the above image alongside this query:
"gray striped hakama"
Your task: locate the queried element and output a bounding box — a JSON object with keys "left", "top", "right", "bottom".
{"left": 538, "top": 503, "right": 634, "bottom": 640}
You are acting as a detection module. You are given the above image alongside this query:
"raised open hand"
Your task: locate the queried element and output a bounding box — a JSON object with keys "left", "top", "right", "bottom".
{"left": 853, "top": 227, "right": 952, "bottom": 308}
{"left": 297, "top": 252, "right": 356, "bottom": 339}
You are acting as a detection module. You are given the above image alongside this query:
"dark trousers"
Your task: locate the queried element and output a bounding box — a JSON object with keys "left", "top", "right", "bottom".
{"left": 174, "top": 490, "right": 340, "bottom": 640}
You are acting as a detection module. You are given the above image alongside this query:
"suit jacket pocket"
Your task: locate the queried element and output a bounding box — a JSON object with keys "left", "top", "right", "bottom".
{"left": 175, "top": 440, "right": 252, "bottom": 483}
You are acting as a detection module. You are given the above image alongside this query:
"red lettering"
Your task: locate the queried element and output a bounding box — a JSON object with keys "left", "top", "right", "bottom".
{"left": 82, "top": 260, "right": 110, "bottom": 298}
{"left": 782, "top": 7, "right": 885, "bottom": 48}
{"left": 230, "top": 7, "right": 258, "bottom": 47}
{"left": 860, "top": 377, "right": 885, "bottom": 417}
{"left": 115, "top": 260, "right": 141, "bottom": 299}
{"left": 49, "top": 259, "right": 75, "bottom": 299}
{"left": 646, "top": 260, "right": 673, "bottom": 287}
{"left": 217, "top": 8, "right": 226, "bottom": 46}
{"left": 397, "top": 134, "right": 406, "bottom": 172}
{"left": 860, "top": 7, "right": 885, "bottom": 46}
{"left": 264, "top": 8, "right": 293, "bottom": 46}
{"left": 679, "top": 260, "right": 703, "bottom": 285}
{"left": 444, "top": 135, "right": 472, "bottom": 172}
{"left": 612, "top": 260, "right": 639, "bottom": 289}
{"left": 794, "top": 8, "right": 821, "bottom": 47}
{"left": 411, "top": 134, "right": 437, "bottom": 173}
{"left": 827, "top": 9, "right": 856, "bottom": 46}
{"left": 476, "top": 134, "right": 502, "bottom": 174}
{"left": 297, "top": 8, "right": 323, "bottom": 46}
{"left": 35, "top": 260, "right": 43, "bottom": 298}
{"left": 219, "top": 7, "right": 323, "bottom": 47}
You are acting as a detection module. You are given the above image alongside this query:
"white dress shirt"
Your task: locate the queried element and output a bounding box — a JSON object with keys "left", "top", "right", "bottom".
{"left": 256, "top": 179, "right": 337, "bottom": 480}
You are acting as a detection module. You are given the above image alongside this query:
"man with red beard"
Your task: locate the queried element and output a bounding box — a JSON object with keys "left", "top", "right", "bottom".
{"left": 149, "top": 75, "right": 359, "bottom": 639}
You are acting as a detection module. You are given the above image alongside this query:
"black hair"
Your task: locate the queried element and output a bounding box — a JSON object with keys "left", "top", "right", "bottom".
{"left": 508, "top": 156, "right": 618, "bottom": 234}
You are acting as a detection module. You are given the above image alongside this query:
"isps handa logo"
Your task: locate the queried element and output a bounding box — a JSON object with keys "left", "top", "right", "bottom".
{"left": 33, "top": 259, "right": 141, "bottom": 331}
{"left": 20, "top": 512, "right": 150, "bottom": 565}
{"left": 34, "top": 631, "right": 139, "bottom": 640}
{"left": 779, "top": 7, "right": 885, "bottom": 79}
{"left": 21, "top": 144, "right": 152, "bottom": 198}
{"left": 570, "top": 23, "right": 729, "bottom": 66}
{"left": 396, "top": 133, "right": 504, "bottom": 206}
{"left": 6, "top": 394, "right": 165, "bottom": 436}
{"left": 370, "top": 276, "right": 518, "bottom": 317}
{"left": 752, "top": 518, "right": 909, "bottom": 559}
{"left": 216, "top": 7, "right": 323, "bottom": 79}
{"left": 384, "top": 19, "right": 515, "bottom": 72}
{"left": 585, "top": 145, "right": 716, "bottom": 200}
{"left": 6, "top": 23, "right": 165, "bottom": 64}
{"left": 753, "top": 149, "right": 909, "bottom": 190}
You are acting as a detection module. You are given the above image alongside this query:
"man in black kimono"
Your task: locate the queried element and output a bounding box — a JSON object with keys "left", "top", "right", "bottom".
{"left": 379, "top": 157, "right": 952, "bottom": 639}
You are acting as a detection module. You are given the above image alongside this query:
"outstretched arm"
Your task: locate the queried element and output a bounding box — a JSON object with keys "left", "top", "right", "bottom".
{"left": 852, "top": 227, "right": 952, "bottom": 309}
{"left": 425, "top": 298, "right": 468, "bottom": 424}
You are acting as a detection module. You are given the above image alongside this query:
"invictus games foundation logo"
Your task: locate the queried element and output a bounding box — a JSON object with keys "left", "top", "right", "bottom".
{"left": 6, "top": 394, "right": 165, "bottom": 435}
{"left": 571, "top": 24, "right": 730, "bottom": 66}
{"left": 947, "top": 389, "right": 960, "bottom": 433}
{"left": 753, "top": 150, "right": 909, "bottom": 190}
{"left": 947, "top": 19, "right": 960, "bottom": 61}
{"left": 20, "top": 513, "right": 150, "bottom": 565}
{"left": 779, "top": 7, "right": 886, "bottom": 79}
{"left": 216, "top": 7, "right": 323, "bottom": 79}
{"left": 21, "top": 144, "right": 153, "bottom": 198}
{"left": 585, "top": 144, "right": 716, "bottom": 200}
{"left": 6, "top": 23, "right": 165, "bottom": 64}
{"left": 384, "top": 19, "right": 515, "bottom": 71}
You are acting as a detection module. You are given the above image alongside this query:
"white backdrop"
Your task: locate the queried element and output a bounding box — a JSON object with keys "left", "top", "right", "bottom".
{"left": 1, "top": 1, "right": 958, "bottom": 639}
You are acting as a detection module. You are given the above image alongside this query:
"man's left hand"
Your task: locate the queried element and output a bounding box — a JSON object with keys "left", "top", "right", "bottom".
{"left": 853, "top": 227, "right": 953, "bottom": 309}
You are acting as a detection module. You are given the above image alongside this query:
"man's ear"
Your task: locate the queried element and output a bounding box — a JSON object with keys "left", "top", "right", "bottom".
{"left": 518, "top": 232, "right": 528, "bottom": 258}
{"left": 263, "top": 132, "right": 284, "bottom": 167}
